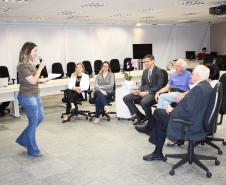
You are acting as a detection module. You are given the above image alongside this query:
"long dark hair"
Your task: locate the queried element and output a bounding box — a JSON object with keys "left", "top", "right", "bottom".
{"left": 18, "top": 42, "right": 37, "bottom": 64}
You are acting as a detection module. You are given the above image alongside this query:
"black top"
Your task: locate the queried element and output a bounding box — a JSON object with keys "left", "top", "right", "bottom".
{"left": 75, "top": 75, "right": 82, "bottom": 87}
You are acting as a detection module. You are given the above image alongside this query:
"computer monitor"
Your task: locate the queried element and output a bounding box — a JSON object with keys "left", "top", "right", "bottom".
{"left": 133, "top": 44, "right": 152, "bottom": 59}
{"left": 185, "top": 51, "right": 196, "bottom": 60}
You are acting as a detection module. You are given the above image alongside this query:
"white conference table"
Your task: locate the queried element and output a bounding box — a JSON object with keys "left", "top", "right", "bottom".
{"left": 0, "top": 70, "right": 143, "bottom": 117}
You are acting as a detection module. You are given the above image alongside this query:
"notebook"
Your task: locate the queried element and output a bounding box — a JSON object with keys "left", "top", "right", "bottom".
{"left": 0, "top": 78, "right": 8, "bottom": 88}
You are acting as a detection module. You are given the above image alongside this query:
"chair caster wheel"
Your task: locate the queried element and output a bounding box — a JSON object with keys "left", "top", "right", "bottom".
{"left": 89, "top": 118, "right": 92, "bottom": 121}
{"left": 86, "top": 117, "right": 88, "bottom": 120}
{"left": 107, "top": 118, "right": 110, "bottom": 121}
{"left": 164, "top": 157, "right": 167, "bottom": 161}
{"left": 206, "top": 171, "right": 212, "bottom": 178}
{"left": 218, "top": 150, "right": 223, "bottom": 155}
{"left": 223, "top": 142, "right": 226, "bottom": 146}
{"left": 118, "top": 118, "right": 120, "bottom": 120}
{"left": 215, "top": 160, "right": 220, "bottom": 165}
{"left": 169, "top": 170, "right": 175, "bottom": 176}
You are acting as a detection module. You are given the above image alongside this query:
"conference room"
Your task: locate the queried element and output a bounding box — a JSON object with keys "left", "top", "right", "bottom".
{"left": 0, "top": 0, "right": 226, "bottom": 184}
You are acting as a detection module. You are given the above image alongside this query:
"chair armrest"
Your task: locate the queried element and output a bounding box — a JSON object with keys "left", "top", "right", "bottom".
{"left": 172, "top": 119, "right": 192, "bottom": 127}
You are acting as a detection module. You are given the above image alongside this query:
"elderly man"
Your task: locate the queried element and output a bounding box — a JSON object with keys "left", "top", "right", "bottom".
{"left": 142, "top": 65, "right": 212, "bottom": 161}
{"left": 135, "top": 59, "right": 191, "bottom": 133}
{"left": 155, "top": 59, "right": 191, "bottom": 109}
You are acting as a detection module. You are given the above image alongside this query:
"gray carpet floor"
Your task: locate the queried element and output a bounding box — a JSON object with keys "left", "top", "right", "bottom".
{"left": 0, "top": 94, "right": 226, "bottom": 185}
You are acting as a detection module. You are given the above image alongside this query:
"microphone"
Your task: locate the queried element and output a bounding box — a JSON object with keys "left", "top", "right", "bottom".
{"left": 39, "top": 56, "right": 43, "bottom": 63}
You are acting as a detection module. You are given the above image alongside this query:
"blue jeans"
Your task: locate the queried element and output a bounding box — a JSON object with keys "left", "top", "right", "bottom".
{"left": 156, "top": 92, "right": 180, "bottom": 109}
{"left": 94, "top": 90, "right": 112, "bottom": 118}
{"left": 16, "top": 96, "right": 44, "bottom": 156}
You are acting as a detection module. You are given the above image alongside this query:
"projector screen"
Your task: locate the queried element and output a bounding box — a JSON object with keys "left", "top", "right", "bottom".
{"left": 133, "top": 44, "right": 153, "bottom": 59}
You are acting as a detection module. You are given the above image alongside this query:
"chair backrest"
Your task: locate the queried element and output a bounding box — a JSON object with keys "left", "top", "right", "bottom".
{"left": 82, "top": 61, "right": 93, "bottom": 76}
{"left": 161, "top": 69, "right": 168, "bottom": 87}
{"left": 94, "top": 60, "right": 102, "bottom": 74}
{"left": 110, "top": 59, "right": 120, "bottom": 73}
{"left": 203, "top": 83, "right": 223, "bottom": 134}
{"left": 0, "top": 66, "right": 10, "bottom": 81}
{"left": 219, "top": 74, "right": 226, "bottom": 114}
{"left": 52, "top": 62, "right": 64, "bottom": 79}
{"left": 203, "top": 54, "right": 214, "bottom": 65}
{"left": 36, "top": 64, "right": 48, "bottom": 78}
{"left": 123, "top": 58, "right": 134, "bottom": 71}
{"left": 67, "top": 62, "right": 76, "bottom": 77}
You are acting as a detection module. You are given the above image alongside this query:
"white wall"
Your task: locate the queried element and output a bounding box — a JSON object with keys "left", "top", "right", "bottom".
{"left": 0, "top": 23, "right": 209, "bottom": 78}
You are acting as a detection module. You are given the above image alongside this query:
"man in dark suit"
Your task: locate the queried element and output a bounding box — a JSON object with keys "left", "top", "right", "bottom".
{"left": 143, "top": 65, "right": 212, "bottom": 161}
{"left": 123, "top": 54, "right": 165, "bottom": 124}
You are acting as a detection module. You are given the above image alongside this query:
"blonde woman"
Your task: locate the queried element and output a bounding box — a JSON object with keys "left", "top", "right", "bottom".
{"left": 62, "top": 63, "right": 89, "bottom": 123}
{"left": 16, "top": 42, "right": 46, "bottom": 157}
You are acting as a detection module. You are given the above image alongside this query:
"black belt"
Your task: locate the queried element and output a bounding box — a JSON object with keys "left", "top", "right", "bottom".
{"left": 170, "top": 88, "right": 185, "bottom": 93}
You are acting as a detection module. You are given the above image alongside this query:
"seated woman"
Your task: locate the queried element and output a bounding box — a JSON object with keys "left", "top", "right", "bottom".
{"left": 62, "top": 63, "right": 89, "bottom": 123}
{"left": 93, "top": 61, "right": 115, "bottom": 123}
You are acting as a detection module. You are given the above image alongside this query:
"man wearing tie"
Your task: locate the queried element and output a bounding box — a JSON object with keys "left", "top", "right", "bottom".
{"left": 123, "top": 54, "right": 165, "bottom": 124}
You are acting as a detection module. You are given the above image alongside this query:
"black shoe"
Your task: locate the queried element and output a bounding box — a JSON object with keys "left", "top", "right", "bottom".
{"left": 141, "top": 116, "right": 149, "bottom": 124}
{"left": 133, "top": 114, "right": 145, "bottom": 125}
{"left": 143, "top": 152, "right": 165, "bottom": 161}
{"left": 135, "top": 122, "right": 148, "bottom": 133}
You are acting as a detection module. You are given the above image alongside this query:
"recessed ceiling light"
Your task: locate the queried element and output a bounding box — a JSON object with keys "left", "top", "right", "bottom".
{"left": 0, "top": 6, "right": 13, "bottom": 13}
{"left": 136, "top": 23, "right": 141, "bottom": 26}
{"left": 110, "top": 13, "right": 131, "bottom": 17}
{"left": 141, "top": 16, "right": 157, "bottom": 20}
{"left": 184, "top": 12, "right": 200, "bottom": 16}
{"left": 0, "top": 0, "right": 29, "bottom": 3}
{"left": 57, "top": 10, "right": 76, "bottom": 16}
{"left": 81, "top": 2, "right": 106, "bottom": 8}
{"left": 140, "top": 8, "right": 162, "bottom": 13}
{"left": 177, "top": 1, "right": 205, "bottom": 7}
{"left": 176, "top": 19, "right": 191, "bottom": 22}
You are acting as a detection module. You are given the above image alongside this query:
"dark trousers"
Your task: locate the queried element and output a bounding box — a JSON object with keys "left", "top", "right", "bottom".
{"left": 94, "top": 90, "right": 112, "bottom": 118}
{"left": 149, "top": 109, "right": 169, "bottom": 148}
{"left": 65, "top": 89, "right": 83, "bottom": 114}
{"left": 123, "top": 93, "right": 155, "bottom": 117}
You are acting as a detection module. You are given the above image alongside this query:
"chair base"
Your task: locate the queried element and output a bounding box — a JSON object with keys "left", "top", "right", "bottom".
{"left": 88, "top": 111, "right": 116, "bottom": 122}
{"left": 204, "top": 137, "right": 225, "bottom": 155}
{"left": 165, "top": 141, "right": 220, "bottom": 178}
{"left": 61, "top": 110, "right": 90, "bottom": 121}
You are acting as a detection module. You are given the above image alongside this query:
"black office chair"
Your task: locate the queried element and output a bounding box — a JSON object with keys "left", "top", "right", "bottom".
{"left": 36, "top": 64, "right": 48, "bottom": 78}
{"left": 52, "top": 62, "right": 64, "bottom": 79}
{"left": 61, "top": 89, "right": 89, "bottom": 121}
{"left": 165, "top": 83, "right": 222, "bottom": 178}
{"left": 218, "top": 73, "right": 226, "bottom": 126}
{"left": 88, "top": 77, "right": 116, "bottom": 122}
{"left": 123, "top": 58, "right": 134, "bottom": 72}
{"left": 82, "top": 61, "right": 93, "bottom": 77}
{"left": 110, "top": 59, "right": 120, "bottom": 73}
{"left": 203, "top": 54, "right": 214, "bottom": 65}
{"left": 215, "top": 55, "right": 226, "bottom": 70}
{"left": 94, "top": 60, "right": 102, "bottom": 75}
{"left": 66, "top": 62, "right": 76, "bottom": 77}
{"left": 0, "top": 66, "right": 16, "bottom": 116}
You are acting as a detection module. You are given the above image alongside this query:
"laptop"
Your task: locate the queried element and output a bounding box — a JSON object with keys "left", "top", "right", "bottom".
{"left": 0, "top": 78, "right": 8, "bottom": 88}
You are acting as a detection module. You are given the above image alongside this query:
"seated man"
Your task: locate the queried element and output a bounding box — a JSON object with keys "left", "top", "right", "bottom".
{"left": 155, "top": 59, "right": 191, "bottom": 109}
{"left": 123, "top": 54, "right": 165, "bottom": 124}
{"left": 142, "top": 65, "right": 212, "bottom": 161}
{"left": 197, "top": 47, "right": 207, "bottom": 60}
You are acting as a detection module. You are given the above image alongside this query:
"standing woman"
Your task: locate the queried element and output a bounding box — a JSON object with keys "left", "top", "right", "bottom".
{"left": 62, "top": 63, "right": 89, "bottom": 123}
{"left": 93, "top": 61, "right": 115, "bottom": 123}
{"left": 16, "top": 42, "right": 46, "bottom": 157}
